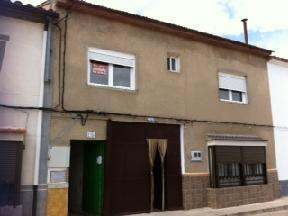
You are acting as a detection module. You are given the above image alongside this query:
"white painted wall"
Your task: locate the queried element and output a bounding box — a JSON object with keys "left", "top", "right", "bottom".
{"left": 0, "top": 15, "right": 45, "bottom": 185}
{"left": 267, "top": 59, "right": 288, "bottom": 181}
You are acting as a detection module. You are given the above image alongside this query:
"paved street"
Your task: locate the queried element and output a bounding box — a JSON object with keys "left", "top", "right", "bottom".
{"left": 256, "top": 210, "right": 288, "bottom": 215}
{"left": 130, "top": 198, "right": 288, "bottom": 216}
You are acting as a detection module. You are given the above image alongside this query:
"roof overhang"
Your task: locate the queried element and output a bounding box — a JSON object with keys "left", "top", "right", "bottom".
{"left": 57, "top": 0, "right": 272, "bottom": 59}
{"left": 0, "top": 0, "right": 59, "bottom": 23}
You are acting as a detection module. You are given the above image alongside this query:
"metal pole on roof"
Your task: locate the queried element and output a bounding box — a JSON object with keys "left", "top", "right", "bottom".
{"left": 241, "top": 18, "right": 248, "bottom": 44}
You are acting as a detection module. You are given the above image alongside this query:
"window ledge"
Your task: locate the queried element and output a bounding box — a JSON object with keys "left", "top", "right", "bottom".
{"left": 220, "top": 99, "right": 248, "bottom": 105}
{"left": 87, "top": 82, "right": 138, "bottom": 93}
{"left": 167, "top": 70, "right": 181, "bottom": 74}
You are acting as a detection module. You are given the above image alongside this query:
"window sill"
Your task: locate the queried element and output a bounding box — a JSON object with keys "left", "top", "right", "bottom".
{"left": 167, "top": 70, "right": 180, "bottom": 74}
{"left": 87, "top": 82, "right": 137, "bottom": 93}
{"left": 220, "top": 99, "right": 248, "bottom": 105}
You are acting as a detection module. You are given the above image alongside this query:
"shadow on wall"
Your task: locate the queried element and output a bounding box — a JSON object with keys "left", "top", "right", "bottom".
{"left": 0, "top": 34, "right": 10, "bottom": 72}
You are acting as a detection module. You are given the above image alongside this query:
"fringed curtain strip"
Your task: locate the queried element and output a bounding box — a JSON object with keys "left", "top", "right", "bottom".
{"left": 158, "top": 139, "right": 167, "bottom": 211}
{"left": 147, "top": 139, "right": 168, "bottom": 211}
{"left": 147, "top": 139, "right": 158, "bottom": 211}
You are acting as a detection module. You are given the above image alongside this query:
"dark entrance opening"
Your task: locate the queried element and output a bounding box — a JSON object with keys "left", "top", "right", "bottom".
{"left": 104, "top": 121, "right": 183, "bottom": 215}
{"left": 153, "top": 150, "right": 163, "bottom": 211}
{"left": 69, "top": 140, "right": 105, "bottom": 216}
{"left": 0, "top": 141, "right": 23, "bottom": 207}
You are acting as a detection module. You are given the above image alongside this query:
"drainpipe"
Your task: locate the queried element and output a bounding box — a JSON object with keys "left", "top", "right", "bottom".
{"left": 37, "top": 17, "right": 54, "bottom": 216}
{"left": 241, "top": 18, "right": 248, "bottom": 44}
{"left": 32, "top": 21, "right": 48, "bottom": 216}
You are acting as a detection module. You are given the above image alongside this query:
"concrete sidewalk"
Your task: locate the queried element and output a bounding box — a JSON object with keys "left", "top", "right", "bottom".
{"left": 130, "top": 197, "right": 288, "bottom": 216}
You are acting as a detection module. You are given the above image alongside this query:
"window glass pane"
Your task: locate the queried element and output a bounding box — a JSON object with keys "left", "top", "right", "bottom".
{"left": 113, "top": 64, "right": 131, "bottom": 87}
{"left": 232, "top": 90, "right": 242, "bottom": 102}
{"left": 217, "top": 162, "right": 241, "bottom": 187}
{"left": 90, "top": 61, "right": 109, "bottom": 85}
{"left": 171, "top": 58, "right": 176, "bottom": 71}
{"left": 243, "top": 163, "right": 266, "bottom": 185}
{"left": 219, "top": 88, "right": 229, "bottom": 100}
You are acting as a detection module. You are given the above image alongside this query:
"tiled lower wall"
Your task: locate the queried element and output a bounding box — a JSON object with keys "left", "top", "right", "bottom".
{"left": 183, "top": 170, "right": 280, "bottom": 209}
{"left": 182, "top": 173, "right": 209, "bottom": 209}
{"left": 280, "top": 180, "right": 288, "bottom": 196}
{"left": 47, "top": 187, "right": 68, "bottom": 216}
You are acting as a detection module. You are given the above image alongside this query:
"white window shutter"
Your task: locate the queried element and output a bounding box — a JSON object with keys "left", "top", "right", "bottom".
{"left": 88, "top": 51, "right": 134, "bottom": 67}
{"left": 219, "top": 73, "right": 247, "bottom": 92}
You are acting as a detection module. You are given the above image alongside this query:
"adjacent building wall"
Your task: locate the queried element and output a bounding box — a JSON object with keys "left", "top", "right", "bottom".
{"left": 267, "top": 58, "right": 288, "bottom": 196}
{"left": 0, "top": 15, "right": 45, "bottom": 215}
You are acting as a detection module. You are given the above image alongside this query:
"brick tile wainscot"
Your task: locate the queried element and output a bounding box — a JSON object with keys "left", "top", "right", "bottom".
{"left": 182, "top": 170, "right": 279, "bottom": 209}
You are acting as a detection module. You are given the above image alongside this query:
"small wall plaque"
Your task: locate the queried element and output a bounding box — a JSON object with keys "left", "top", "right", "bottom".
{"left": 49, "top": 169, "right": 67, "bottom": 184}
{"left": 191, "top": 151, "right": 202, "bottom": 161}
{"left": 87, "top": 131, "right": 96, "bottom": 139}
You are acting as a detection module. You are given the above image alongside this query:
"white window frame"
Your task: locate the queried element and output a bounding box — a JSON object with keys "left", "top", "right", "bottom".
{"left": 218, "top": 73, "right": 248, "bottom": 104}
{"left": 87, "top": 47, "right": 136, "bottom": 90}
{"left": 167, "top": 56, "right": 180, "bottom": 73}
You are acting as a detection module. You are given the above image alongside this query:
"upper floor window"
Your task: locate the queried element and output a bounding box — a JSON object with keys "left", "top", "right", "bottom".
{"left": 218, "top": 73, "right": 247, "bottom": 104}
{"left": 167, "top": 56, "right": 180, "bottom": 72}
{"left": 88, "top": 48, "right": 135, "bottom": 90}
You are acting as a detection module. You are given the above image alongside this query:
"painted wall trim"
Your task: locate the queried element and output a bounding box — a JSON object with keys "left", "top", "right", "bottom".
{"left": 207, "top": 140, "right": 267, "bottom": 147}
{"left": 180, "top": 124, "right": 185, "bottom": 174}
{"left": 33, "top": 30, "right": 47, "bottom": 186}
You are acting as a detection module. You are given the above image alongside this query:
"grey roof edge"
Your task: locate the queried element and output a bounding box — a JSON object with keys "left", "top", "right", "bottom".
{"left": 0, "top": 0, "right": 59, "bottom": 23}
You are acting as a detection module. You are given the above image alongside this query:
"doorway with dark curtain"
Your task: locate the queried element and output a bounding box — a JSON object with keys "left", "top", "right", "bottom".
{"left": 153, "top": 150, "right": 164, "bottom": 211}
{"left": 103, "top": 121, "right": 183, "bottom": 216}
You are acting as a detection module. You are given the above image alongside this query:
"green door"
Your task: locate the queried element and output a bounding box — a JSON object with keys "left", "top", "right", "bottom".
{"left": 82, "top": 142, "right": 105, "bottom": 215}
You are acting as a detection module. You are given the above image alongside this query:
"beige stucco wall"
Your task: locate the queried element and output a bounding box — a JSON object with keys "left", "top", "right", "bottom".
{"left": 184, "top": 122, "right": 276, "bottom": 172}
{"left": 0, "top": 16, "right": 45, "bottom": 185}
{"left": 50, "top": 115, "right": 276, "bottom": 174}
{"left": 48, "top": 8, "right": 277, "bottom": 213}
{"left": 52, "top": 11, "right": 273, "bottom": 126}
{"left": 50, "top": 9, "right": 276, "bottom": 173}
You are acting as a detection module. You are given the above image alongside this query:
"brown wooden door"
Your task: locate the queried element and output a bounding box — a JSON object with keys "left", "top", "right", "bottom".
{"left": 104, "top": 121, "right": 182, "bottom": 215}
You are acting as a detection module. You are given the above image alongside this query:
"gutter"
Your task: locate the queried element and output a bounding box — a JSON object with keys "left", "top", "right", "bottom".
{"left": 36, "top": 17, "right": 54, "bottom": 216}
{"left": 33, "top": 23, "right": 47, "bottom": 188}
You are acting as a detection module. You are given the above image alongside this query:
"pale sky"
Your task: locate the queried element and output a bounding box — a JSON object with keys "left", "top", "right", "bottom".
{"left": 19, "top": 0, "right": 288, "bottom": 59}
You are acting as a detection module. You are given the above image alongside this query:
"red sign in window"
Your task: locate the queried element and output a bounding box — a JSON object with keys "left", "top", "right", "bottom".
{"left": 92, "top": 62, "right": 108, "bottom": 75}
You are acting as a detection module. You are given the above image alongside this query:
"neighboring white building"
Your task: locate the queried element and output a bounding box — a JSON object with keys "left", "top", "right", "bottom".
{"left": 267, "top": 56, "right": 288, "bottom": 196}
{"left": 0, "top": 1, "right": 58, "bottom": 215}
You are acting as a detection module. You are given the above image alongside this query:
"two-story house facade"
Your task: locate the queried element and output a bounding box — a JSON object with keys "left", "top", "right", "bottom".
{"left": 0, "top": 1, "right": 58, "bottom": 216}
{"left": 47, "top": 1, "right": 279, "bottom": 215}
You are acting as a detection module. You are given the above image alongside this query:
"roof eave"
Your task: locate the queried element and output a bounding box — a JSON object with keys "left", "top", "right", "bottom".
{"left": 0, "top": 1, "right": 59, "bottom": 23}
{"left": 56, "top": 0, "right": 272, "bottom": 58}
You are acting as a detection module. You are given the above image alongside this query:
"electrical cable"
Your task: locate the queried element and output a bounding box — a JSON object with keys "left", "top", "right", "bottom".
{"left": 1, "top": 1, "right": 275, "bottom": 129}
{"left": 0, "top": 103, "right": 274, "bottom": 128}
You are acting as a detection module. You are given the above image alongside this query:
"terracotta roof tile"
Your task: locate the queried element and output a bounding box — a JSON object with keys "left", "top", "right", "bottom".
{"left": 0, "top": 0, "right": 58, "bottom": 22}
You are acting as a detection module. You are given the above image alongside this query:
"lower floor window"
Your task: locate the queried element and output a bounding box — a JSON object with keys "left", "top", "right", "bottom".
{"left": 209, "top": 146, "right": 267, "bottom": 188}
{"left": 0, "top": 141, "right": 22, "bottom": 206}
